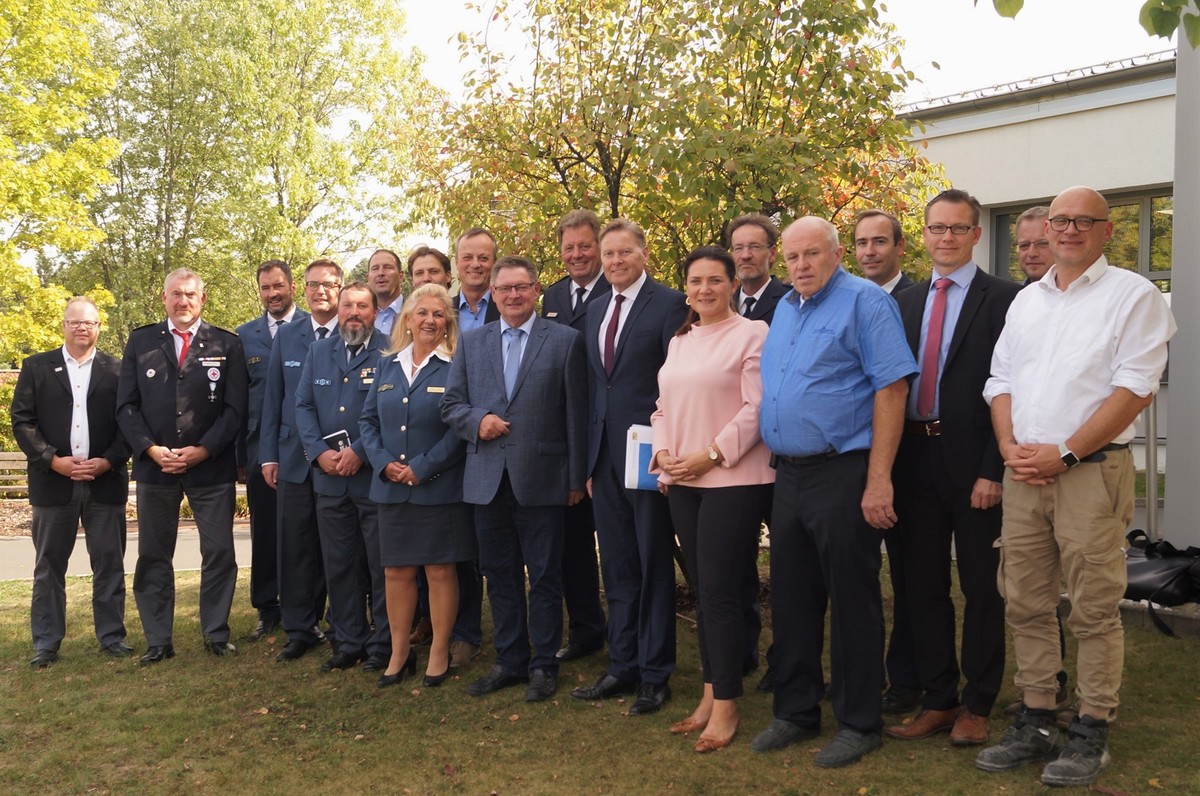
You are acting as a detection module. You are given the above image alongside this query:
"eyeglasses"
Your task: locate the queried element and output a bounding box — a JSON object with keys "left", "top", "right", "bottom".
{"left": 305, "top": 281, "right": 342, "bottom": 292}
{"left": 731, "top": 243, "right": 770, "bottom": 254}
{"left": 65, "top": 320, "right": 99, "bottom": 330}
{"left": 1017, "top": 240, "right": 1050, "bottom": 252}
{"left": 1048, "top": 216, "right": 1107, "bottom": 232}
{"left": 925, "top": 224, "right": 975, "bottom": 236}
{"left": 492, "top": 283, "right": 536, "bottom": 296}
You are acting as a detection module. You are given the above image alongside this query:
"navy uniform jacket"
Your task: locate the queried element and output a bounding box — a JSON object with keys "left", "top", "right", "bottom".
{"left": 733, "top": 275, "right": 790, "bottom": 326}
{"left": 235, "top": 312, "right": 287, "bottom": 468}
{"left": 12, "top": 349, "right": 130, "bottom": 506}
{"left": 116, "top": 321, "right": 247, "bottom": 487}
{"left": 294, "top": 331, "right": 386, "bottom": 499}
{"left": 258, "top": 310, "right": 319, "bottom": 485}
{"left": 541, "top": 273, "right": 610, "bottom": 332}
{"left": 584, "top": 278, "right": 689, "bottom": 475}
{"left": 359, "top": 352, "right": 466, "bottom": 505}
{"left": 442, "top": 317, "right": 588, "bottom": 507}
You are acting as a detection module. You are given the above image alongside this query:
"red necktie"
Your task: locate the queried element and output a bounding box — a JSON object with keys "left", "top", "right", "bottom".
{"left": 603, "top": 294, "right": 625, "bottom": 377}
{"left": 173, "top": 329, "right": 192, "bottom": 369}
{"left": 917, "top": 278, "right": 952, "bottom": 418}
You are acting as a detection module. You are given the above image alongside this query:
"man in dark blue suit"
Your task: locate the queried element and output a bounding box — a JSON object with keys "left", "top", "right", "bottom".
{"left": 116, "top": 269, "right": 248, "bottom": 664}
{"left": 295, "top": 281, "right": 390, "bottom": 673}
{"left": 235, "top": 260, "right": 298, "bottom": 640}
{"left": 540, "top": 209, "right": 608, "bottom": 663}
{"left": 443, "top": 256, "right": 588, "bottom": 702}
{"left": 855, "top": 209, "right": 916, "bottom": 297}
{"left": 12, "top": 297, "right": 131, "bottom": 667}
{"left": 570, "top": 218, "right": 688, "bottom": 715}
{"left": 260, "top": 260, "right": 336, "bottom": 662}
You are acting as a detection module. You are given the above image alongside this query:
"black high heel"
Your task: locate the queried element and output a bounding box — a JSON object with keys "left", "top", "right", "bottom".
{"left": 377, "top": 649, "right": 417, "bottom": 688}
{"left": 422, "top": 651, "right": 452, "bottom": 688}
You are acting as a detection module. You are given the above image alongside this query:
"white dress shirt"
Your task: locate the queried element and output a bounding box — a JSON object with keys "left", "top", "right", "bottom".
{"left": 596, "top": 270, "right": 649, "bottom": 354}
{"left": 62, "top": 346, "right": 96, "bottom": 459}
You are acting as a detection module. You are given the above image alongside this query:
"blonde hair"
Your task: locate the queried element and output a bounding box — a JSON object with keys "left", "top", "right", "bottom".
{"left": 387, "top": 283, "right": 458, "bottom": 358}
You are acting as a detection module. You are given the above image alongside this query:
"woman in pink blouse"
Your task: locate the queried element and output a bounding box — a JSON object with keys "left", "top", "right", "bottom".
{"left": 651, "top": 245, "right": 774, "bottom": 753}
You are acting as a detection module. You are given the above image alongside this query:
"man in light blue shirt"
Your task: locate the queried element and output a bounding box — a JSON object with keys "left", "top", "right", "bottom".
{"left": 751, "top": 217, "right": 915, "bottom": 768}
{"left": 454, "top": 228, "right": 500, "bottom": 333}
{"left": 368, "top": 249, "right": 404, "bottom": 338}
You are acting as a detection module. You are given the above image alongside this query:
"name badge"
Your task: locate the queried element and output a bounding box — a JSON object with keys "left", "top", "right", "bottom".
{"left": 546, "top": 311, "right": 559, "bottom": 318}
{"left": 426, "top": 386, "right": 445, "bottom": 394}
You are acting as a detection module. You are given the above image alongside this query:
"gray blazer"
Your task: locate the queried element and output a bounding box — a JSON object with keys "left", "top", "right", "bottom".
{"left": 441, "top": 316, "right": 587, "bottom": 507}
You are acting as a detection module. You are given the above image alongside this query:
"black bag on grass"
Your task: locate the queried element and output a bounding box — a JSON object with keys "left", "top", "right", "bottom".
{"left": 1124, "top": 529, "right": 1200, "bottom": 636}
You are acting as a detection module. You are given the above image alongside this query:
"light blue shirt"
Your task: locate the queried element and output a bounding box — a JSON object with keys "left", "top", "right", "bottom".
{"left": 907, "top": 262, "right": 977, "bottom": 420}
{"left": 457, "top": 290, "right": 492, "bottom": 333}
{"left": 760, "top": 267, "right": 916, "bottom": 457}
{"left": 374, "top": 298, "right": 402, "bottom": 338}
{"left": 500, "top": 313, "right": 537, "bottom": 373}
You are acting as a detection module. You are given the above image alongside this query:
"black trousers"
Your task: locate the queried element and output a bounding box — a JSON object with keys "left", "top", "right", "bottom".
{"left": 276, "top": 476, "right": 327, "bottom": 644}
{"left": 893, "top": 435, "right": 1005, "bottom": 715}
{"left": 670, "top": 483, "right": 771, "bottom": 700}
{"left": 883, "top": 520, "right": 921, "bottom": 692}
{"left": 769, "top": 451, "right": 883, "bottom": 734}
{"left": 246, "top": 465, "right": 281, "bottom": 624}
{"left": 562, "top": 495, "right": 606, "bottom": 649}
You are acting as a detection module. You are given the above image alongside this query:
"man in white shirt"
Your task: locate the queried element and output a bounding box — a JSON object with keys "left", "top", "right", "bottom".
{"left": 12, "top": 298, "right": 131, "bottom": 667}
{"left": 978, "top": 186, "right": 1176, "bottom": 787}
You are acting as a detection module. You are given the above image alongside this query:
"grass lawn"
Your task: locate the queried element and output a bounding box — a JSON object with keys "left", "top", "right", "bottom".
{"left": 1, "top": 563, "right": 1198, "bottom": 795}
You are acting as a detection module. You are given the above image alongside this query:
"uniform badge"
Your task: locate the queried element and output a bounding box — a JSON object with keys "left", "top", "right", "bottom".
{"left": 207, "top": 367, "right": 221, "bottom": 381}
{"left": 315, "top": 378, "right": 332, "bottom": 386}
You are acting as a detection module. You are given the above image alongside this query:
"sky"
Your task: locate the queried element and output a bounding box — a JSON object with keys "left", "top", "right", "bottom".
{"left": 399, "top": 0, "right": 1171, "bottom": 105}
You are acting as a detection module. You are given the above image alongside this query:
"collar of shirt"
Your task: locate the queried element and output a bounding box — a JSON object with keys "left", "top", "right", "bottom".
{"left": 739, "top": 278, "right": 772, "bottom": 304}
{"left": 457, "top": 289, "right": 491, "bottom": 312}
{"left": 786, "top": 265, "right": 847, "bottom": 307}
{"left": 271, "top": 305, "right": 298, "bottom": 328}
{"left": 397, "top": 342, "right": 450, "bottom": 386}
{"left": 572, "top": 271, "right": 604, "bottom": 296}
{"left": 1038, "top": 256, "right": 1109, "bottom": 294}
{"left": 311, "top": 317, "right": 337, "bottom": 335}
{"left": 167, "top": 318, "right": 202, "bottom": 336}
{"left": 61, "top": 345, "right": 96, "bottom": 368}
{"left": 878, "top": 271, "right": 903, "bottom": 294}
{"left": 500, "top": 313, "right": 537, "bottom": 337}
{"left": 615, "top": 269, "right": 649, "bottom": 303}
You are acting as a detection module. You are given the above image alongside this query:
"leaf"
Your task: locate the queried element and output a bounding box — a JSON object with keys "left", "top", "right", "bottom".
{"left": 1184, "top": 12, "right": 1200, "bottom": 46}
{"left": 1149, "top": 778, "right": 1164, "bottom": 789}
{"left": 254, "top": 707, "right": 269, "bottom": 714}
{"left": 991, "top": 0, "right": 1024, "bottom": 18}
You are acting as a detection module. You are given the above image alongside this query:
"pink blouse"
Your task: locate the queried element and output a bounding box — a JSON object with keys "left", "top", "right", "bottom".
{"left": 650, "top": 314, "right": 775, "bottom": 488}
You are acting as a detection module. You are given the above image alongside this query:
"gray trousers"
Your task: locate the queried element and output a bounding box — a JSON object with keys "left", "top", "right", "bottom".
{"left": 30, "top": 482, "right": 127, "bottom": 652}
{"left": 133, "top": 481, "right": 237, "bottom": 645}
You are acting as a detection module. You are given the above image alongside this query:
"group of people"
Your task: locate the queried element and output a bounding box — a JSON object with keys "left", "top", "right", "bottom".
{"left": 13, "top": 186, "right": 1174, "bottom": 787}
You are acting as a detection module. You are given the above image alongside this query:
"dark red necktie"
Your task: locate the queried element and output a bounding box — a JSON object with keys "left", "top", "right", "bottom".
{"left": 917, "top": 278, "right": 952, "bottom": 418}
{"left": 603, "top": 294, "right": 625, "bottom": 377}
{"left": 173, "top": 329, "right": 192, "bottom": 369}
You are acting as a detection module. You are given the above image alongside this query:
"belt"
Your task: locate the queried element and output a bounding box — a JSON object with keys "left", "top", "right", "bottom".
{"left": 1081, "top": 441, "right": 1131, "bottom": 463}
{"left": 905, "top": 420, "right": 941, "bottom": 437}
{"left": 772, "top": 449, "right": 861, "bottom": 467}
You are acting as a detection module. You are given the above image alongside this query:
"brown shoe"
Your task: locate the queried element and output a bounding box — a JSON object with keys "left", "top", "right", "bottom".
{"left": 449, "top": 640, "right": 480, "bottom": 668}
{"left": 885, "top": 707, "right": 959, "bottom": 740}
{"left": 409, "top": 617, "right": 433, "bottom": 646}
{"left": 950, "top": 710, "right": 990, "bottom": 746}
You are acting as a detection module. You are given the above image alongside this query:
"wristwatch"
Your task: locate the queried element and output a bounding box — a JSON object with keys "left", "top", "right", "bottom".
{"left": 707, "top": 445, "right": 720, "bottom": 463}
{"left": 1058, "top": 442, "right": 1080, "bottom": 469}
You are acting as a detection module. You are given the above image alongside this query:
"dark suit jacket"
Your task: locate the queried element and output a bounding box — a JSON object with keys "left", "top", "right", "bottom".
{"left": 294, "top": 330, "right": 385, "bottom": 498}
{"left": 896, "top": 271, "right": 1020, "bottom": 488}
{"left": 733, "top": 275, "right": 789, "bottom": 326}
{"left": 360, "top": 353, "right": 466, "bottom": 505}
{"left": 890, "top": 273, "right": 917, "bottom": 295}
{"left": 12, "top": 349, "right": 129, "bottom": 506}
{"left": 584, "top": 277, "right": 689, "bottom": 475}
{"left": 258, "top": 311, "right": 320, "bottom": 484}
{"left": 116, "top": 321, "right": 247, "bottom": 487}
{"left": 442, "top": 317, "right": 588, "bottom": 507}
{"left": 235, "top": 312, "right": 292, "bottom": 468}
{"left": 542, "top": 273, "right": 610, "bottom": 332}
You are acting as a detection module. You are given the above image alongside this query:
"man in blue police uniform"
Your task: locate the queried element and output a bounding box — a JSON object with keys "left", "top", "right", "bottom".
{"left": 294, "top": 281, "right": 391, "bottom": 672}
{"left": 750, "top": 217, "right": 916, "bottom": 767}
{"left": 117, "top": 268, "right": 248, "bottom": 664}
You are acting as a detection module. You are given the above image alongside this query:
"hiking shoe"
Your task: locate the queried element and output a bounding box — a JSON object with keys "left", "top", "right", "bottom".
{"left": 1041, "top": 715, "right": 1111, "bottom": 787}
{"left": 976, "top": 707, "right": 1063, "bottom": 772}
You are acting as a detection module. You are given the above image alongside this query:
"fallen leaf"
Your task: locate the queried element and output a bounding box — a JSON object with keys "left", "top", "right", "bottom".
{"left": 509, "top": 714, "right": 520, "bottom": 721}
{"left": 255, "top": 707, "right": 269, "bottom": 714}
{"left": 1149, "top": 778, "right": 1164, "bottom": 789}
{"left": 443, "top": 765, "right": 455, "bottom": 776}
{"left": 858, "top": 788, "right": 869, "bottom": 795}
{"left": 354, "top": 734, "right": 364, "bottom": 740}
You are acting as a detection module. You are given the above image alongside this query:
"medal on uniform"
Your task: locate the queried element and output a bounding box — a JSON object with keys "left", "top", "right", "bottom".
{"left": 208, "top": 367, "right": 220, "bottom": 402}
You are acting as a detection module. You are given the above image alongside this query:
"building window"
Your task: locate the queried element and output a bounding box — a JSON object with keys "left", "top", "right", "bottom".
{"left": 993, "top": 190, "right": 1173, "bottom": 292}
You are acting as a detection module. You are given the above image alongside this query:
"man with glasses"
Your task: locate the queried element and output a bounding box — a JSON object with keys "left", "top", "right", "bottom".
{"left": 442, "top": 256, "right": 588, "bottom": 702}
{"left": 13, "top": 298, "right": 131, "bottom": 667}
{"left": 236, "top": 260, "right": 298, "bottom": 641}
{"left": 117, "top": 269, "right": 248, "bottom": 663}
{"left": 261, "top": 260, "right": 341, "bottom": 662}
{"left": 979, "top": 186, "right": 1175, "bottom": 787}
{"left": 1014, "top": 206, "right": 1053, "bottom": 285}
{"left": 884, "top": 189, "right": 1019, "bottom": 748}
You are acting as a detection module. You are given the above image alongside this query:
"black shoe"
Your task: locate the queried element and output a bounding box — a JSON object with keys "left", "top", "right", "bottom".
{"left": 139, "top": 645, "right": 175, "bottom": 666}
{"left": 570, "top": 673, "right": 638, "bottom": 701}
{"left": 102, "top": 642, "right": 135, "bottom": 658}
{"left": 362, "top": 652, "right": 390, "bottom": 673}
{"left": 204, "top": 640, "right": 237, "bottom": 657}
{"left": 756, "top": 665, "right": 776, "bottom": 693}
{"left": 525, "top": 668, "right": 558, "bottom": 702}
{"left": 555, "top": 640, "right": 603, "bottom": 662}
{"left": 246, "top": 618, "right": 281, "bottom": 642}
{"left": 629, "top": 682, "right": 671, "bottom": 715}
{"left": 275, "top": 638, "right": 314, "bottom": 662}
{"left": 467, "top": 665, "right": 528, "bottom": 697}
{"left": 320, "top": 650, "right": 366, "bottom": 672}
{"left": 30, "top": 649, "right": 58, "bottom": 669}
{"left": 751, "top": 719, "right": 821, "bottom": 753}
{"left": 377, "top": 650, "right": 417, "bottom": 688}
{"left": 881, "top": 685, "right": 923, "bottom": 715}
{"left": 423, "top": 651, "right": 453, "bottom": 688}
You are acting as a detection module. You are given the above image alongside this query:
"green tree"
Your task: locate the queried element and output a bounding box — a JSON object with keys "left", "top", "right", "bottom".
{"left": 984, "top": 0, "right": 1200, "bottom": 46}
{"left": 0, "top": 0, "right": 118, "bottom": 361}
{"left": 59, "top": 0, "right": 428, "bottom": 342}
{"left": 413, "top": 0, "right": 942, "bottom": 277}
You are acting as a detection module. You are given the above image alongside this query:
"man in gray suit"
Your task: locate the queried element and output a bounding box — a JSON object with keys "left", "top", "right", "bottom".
{"left": 442, "top": 256, "right": 588, "bottom": 702}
